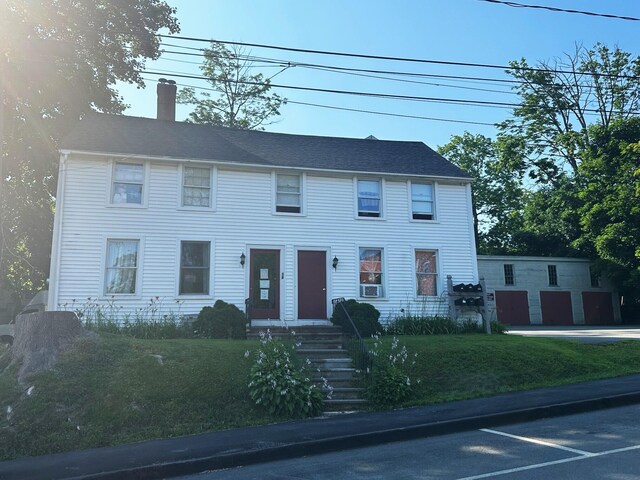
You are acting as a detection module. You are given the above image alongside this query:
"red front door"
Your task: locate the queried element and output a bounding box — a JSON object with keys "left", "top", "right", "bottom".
{"left": 249, "top": 249, "right": 280, "bottom": 319}
{"left": 297, "top": 250, "right": 327, "bottom": 319}
{"left": 495, "top": 291, "right": 530, "bottom": 325}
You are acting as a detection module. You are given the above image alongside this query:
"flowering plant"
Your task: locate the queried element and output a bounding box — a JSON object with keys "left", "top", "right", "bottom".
{"left": 366, "top": 335, "right": 419, "bottom": 408}
{"left": 248, "top": 331, "right": 324, "bottom": 417}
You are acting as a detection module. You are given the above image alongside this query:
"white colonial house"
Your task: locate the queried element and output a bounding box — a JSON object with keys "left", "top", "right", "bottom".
{"left": 47, "top": 82, "right": 477, "bottom": 326}
{"left": 478, "top": 255, "right": 622, "bottom": 326}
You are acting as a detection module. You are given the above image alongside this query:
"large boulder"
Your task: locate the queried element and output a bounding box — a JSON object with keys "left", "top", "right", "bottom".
{"left": 11, "top": 311, "right": 91, "bottom": 383}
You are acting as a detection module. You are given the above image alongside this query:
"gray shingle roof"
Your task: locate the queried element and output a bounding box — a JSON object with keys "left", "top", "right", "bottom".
{"left": 60, "top": 114, "right": 471, "bottom": 179}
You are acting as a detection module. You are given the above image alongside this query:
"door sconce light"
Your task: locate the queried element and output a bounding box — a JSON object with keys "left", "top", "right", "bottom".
{"left": 240, "top": 252, "right": 246, "bottom": 267}
{"left": 332, "top": 256, "right": 339, "bottom": 270}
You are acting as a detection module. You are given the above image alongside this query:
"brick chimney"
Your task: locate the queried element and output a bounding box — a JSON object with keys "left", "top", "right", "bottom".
{"left": 156, "top": 78, "right": 177, "bottom": 121}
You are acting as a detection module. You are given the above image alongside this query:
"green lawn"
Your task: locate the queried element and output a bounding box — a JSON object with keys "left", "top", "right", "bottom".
{"left": 372, "top": 334, "right": 640, "bottom": 406}
{"left": 2, "top": 333, "right": 640, "bottom": 460}
{"left": 0, "top": 335, "right": 277, "bottom": 461}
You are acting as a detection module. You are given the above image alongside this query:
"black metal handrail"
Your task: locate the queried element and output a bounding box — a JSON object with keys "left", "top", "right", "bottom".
{"left": 332, "top": 298, "right": 373, "bottom": 382}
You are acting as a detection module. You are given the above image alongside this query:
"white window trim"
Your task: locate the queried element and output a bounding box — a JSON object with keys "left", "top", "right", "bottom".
{"left": 100, "top": 236, "right": 144, "bottom": 298}
{"left": 548, "top": 264, "right": 559, "bottom": 287}
{"left": 271, "top": 171, "right": 306, "bottom": 216}
{"left": 175, "top": 237, "right": 215, "bottom": 299}
{"left": 354, "top": 177, "right": 385, "bottom": 220}
{"left": 413, "top": 248, "right": 440, "bottom": 298}
{"left": 106, "top": 160, "right": 149, "bottom": 208}
{"left": 356, "top": 245, "right": 388, "bottom": 300}
{"left": 177, "top": 164, "right": 217, "bottom": 211}
{"left": 408, "top": 180, "right": 438, "bottom": 222}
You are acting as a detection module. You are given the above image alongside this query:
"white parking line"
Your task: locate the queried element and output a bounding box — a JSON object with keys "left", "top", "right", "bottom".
{"left": 480, "top": 428, "right": 593, "bottom": 455}
{"left": 456, "top": 442, "right": 640, "bottom": 480}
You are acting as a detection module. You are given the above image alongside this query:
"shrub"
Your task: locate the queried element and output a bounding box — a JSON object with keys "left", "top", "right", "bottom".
{"left": 331, "top": 299, "right": 382, "bottom": 338}
{"left": 490, "top": 320, "right": 508, "bottom": 334}
{"left": 193, "top": 300, "right": 246, "bottom": 339}
{"left": 248, "top": 332, "right": 324, "bottom": 417}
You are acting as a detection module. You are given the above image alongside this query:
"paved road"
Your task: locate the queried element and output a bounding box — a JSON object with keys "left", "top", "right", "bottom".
{"left": 507, "top": 325, "right": 640, "bottom": 343}
{"left": 178, "top": 404, "right": 640, "bottom": 479}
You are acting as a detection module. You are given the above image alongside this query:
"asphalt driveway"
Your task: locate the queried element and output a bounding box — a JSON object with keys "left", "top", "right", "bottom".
{"left": 507, "top": 325, "right": 640, "bottom": 343}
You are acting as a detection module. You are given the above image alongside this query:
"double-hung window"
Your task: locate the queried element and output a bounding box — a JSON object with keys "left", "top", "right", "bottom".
{"left": 359, "top": 248, "right": 384, "bottom": 297}
{"left": 180, "top": 241, "right": 210, "bottom": 295}
{"left": 275, "top": 174, "right": 302, "bottom": 213}
{"left": 589, "top": 266, "right": 600, "bottom": 287}
{"left": 105, "top": 240, "right": 139, "bottom": 294}
{"left": 357, "top": 179, "right": 382, "bottom": 217}
{"left": 112, "top": 162, "right": 144, "bottom": 205}
{"left": 548, "top": 265, "right": 558, "bottom": 286}
{"left": 182, "top": 166, "right": 212, "bottom": 207}
{"left": 411, "top": 182, "right": 434, "bottom": 220}
{"left": 504, "top": 264, "right": 515, "bottom": 285}
{"left": 415, "top": 250, "right": 437, "bottom": 296}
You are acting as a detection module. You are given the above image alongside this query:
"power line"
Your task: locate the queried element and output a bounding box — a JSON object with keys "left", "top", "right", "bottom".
{"left": 157, "top": 35, "right": 640, "bottom": 80}
{"left": 141, "top": 69, "right": 638, "bottom": 115}
{"left": 478, "top": 0, "right": 640, "bottom": 21}
{"left": 285, "top": 100, "right": 498, "bottom": 126}
{"left": 142, "top": 69, "right": 519, "bottom": 109}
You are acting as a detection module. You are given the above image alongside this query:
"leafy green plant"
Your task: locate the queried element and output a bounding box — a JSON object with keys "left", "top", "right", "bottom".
{"left": 248, "top": 331, "right": 324, "bottom": 418}
{"left": 366, "top": 335, "right": 418, "bottom": 408}
{"left": 385, "top": 314, "right": 507, "bottom": 336}
{"left": 331, "top": 299, "right": 382, "bottom": 337}
{"left": 193, "top": 300, "right": 246, "bottom": 339}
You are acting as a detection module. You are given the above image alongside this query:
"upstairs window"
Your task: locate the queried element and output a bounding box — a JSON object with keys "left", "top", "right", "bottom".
{"left": 416, "top": 250, "right": 437, "bottom": 296}
{"left": 589, "top": 266, "right": 601, "bottom": 287}
{"left": 411, "top": 182, "right": 434, "bottom": 220}
{"left": 548, "top": 264, "right": 558, "bottom": 286}
{"left": 357, "top": 179, "right": 382, "bottom": 217}
{"left": 275, "top": 174, "right": 302, "bottom": 213}
{"left": 359, "top": 248, "right": 384, "bottom": 298}
{"left": 105, "top": 240, "right": 139, "bottom": 294}
{"left": 504, "top": 264, "right": 515, "bottom": 285}
{"left": 112, "top": 162, "right": 144, "bottom": 205}
{"left": 182, "top": 166, "right": 212, "bottom": 207}
{"left": 180, "top": 241, "right": 210, "bottom": 295}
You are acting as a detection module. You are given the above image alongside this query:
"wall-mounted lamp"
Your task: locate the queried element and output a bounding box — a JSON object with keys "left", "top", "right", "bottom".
{"left": 240, "top": 252, "right": 246, "bottom": 267}
{"left": 332, "top": 256, "right": 339, "bottom": 270}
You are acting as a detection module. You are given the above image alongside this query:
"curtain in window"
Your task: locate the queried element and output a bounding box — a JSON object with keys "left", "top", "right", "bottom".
{"left": 183, "top": 167, "right": 211, "bottom": 207}
{"left": 416, "top": 250, "right": 437, "bottom": 296}
{"left": 360, "top": 248, "right": 382, "bottom": 284}
{"left": 105, "top": 240, "right": 138, "bottom": 294}
{"left": 276, "top": 174, "right": 301, "bottom": 207}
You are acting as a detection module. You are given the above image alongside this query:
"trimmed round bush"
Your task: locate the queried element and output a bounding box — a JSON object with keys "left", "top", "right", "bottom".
{"left": 193, "top": 300, "right": 246, "bottom": 339}
{"left": 330, "top": 299, "right": 382, "bottom": 338}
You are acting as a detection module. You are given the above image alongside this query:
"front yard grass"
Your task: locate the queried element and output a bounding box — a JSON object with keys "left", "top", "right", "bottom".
{"left": 2, "top": 333, "right": 640, "bottom": 460}
{"left": 373, "top": 334, "right": 640, "bottom": 407}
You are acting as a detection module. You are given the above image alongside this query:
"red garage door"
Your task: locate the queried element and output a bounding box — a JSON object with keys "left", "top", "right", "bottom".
{"left": 540, "top": 291, "right": 573, "bottom": 325}
{"left": 582, "top": 292, "right": 614, "bottom": 325}
{"left": 495, "top": 291, "right": 530, "bottom": 325}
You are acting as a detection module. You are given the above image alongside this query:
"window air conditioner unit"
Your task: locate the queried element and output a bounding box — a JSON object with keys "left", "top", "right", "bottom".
{"left": 361, "top": 285, "right": 382, "bottom": 298}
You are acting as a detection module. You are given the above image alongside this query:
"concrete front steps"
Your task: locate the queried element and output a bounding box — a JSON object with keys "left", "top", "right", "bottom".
{"left": 247, "top": 324, "right": 367, "bottom": 412}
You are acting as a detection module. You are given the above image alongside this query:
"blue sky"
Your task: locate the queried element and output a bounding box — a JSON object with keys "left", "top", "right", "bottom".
{"left": 120, "top": 0, "right": 640, "bottom": 149}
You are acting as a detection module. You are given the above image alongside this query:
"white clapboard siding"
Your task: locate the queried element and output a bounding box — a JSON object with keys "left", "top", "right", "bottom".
{"left": 51, "top": 155, "right": 477, "bottom": 324}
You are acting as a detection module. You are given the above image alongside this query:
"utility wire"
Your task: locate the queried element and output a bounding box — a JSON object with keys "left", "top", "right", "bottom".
{"left": 157, "top": 35, "right": 640, "bottom": 80}
{"left": 141, "top": 69, "right": 638, "bottom": 115}
{"left": 478, "top": 0, "right": 640, "bottom": 21}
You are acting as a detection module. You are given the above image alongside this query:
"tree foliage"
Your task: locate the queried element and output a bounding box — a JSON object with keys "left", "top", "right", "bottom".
{"left": 576, "top": 118, "right": 640, "bottom": 292}
{"left": 501, "top": 43, "right": 640, "bottom": 182}
{"left": 177, "top": 41, "right": 285, "bottom": 129}
{"left": 0, "top": 1, "right": 179, "bottom": 301}
{"left": 437, "top": 133, "right": 526, "bottom": 253}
